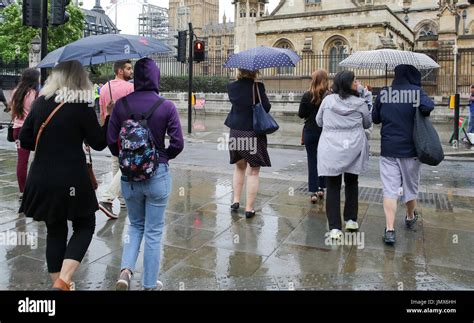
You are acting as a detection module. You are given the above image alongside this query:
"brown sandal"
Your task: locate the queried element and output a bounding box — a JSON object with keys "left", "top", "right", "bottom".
{"left": 52, "top": 278, "right": 71, "bottom": 291}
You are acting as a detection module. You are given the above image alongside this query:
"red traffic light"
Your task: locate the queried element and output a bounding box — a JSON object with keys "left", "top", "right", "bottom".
{"left": 194, "top": 41, "right": 204, "bottom": 52}
{"left": 194, "top": 40, "right": 205, "bottom": 62}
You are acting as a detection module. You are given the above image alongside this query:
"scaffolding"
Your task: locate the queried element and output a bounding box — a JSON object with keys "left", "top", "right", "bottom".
{"left": 138, "top": 3, "right": 169, "bottom": 41}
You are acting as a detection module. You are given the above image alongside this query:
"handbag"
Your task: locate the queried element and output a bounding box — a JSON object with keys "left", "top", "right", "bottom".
{"left": 252, "top": 82, "right": 279, "bottom": 135}
{"left": 86, "top": 146, "right": 98, "bottom": 191}
{"left": 413, "top": 106, "right": 444, "bottom": 166}
{"left": 7, "top": 120, "right": 14, "bottom": 142}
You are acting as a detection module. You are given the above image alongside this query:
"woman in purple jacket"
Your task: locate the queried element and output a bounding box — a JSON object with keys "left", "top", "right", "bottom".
{"left": 107, "top": 58, "right": 184, "bottom": 290}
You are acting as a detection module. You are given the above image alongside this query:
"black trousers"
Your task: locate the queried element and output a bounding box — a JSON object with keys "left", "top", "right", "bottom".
{"left": 326, "top": 173, "right": 359, "bottom": 230}
{"left": 303, "top": 126, "right": 326, "bottom": 192}
{"left": 45, "top": 216, "right": 96, "bottom": 273}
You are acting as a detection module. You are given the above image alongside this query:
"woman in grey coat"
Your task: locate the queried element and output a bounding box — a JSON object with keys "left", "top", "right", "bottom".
{"left": 316, "top": 71, "right": 372, "bottom": 240}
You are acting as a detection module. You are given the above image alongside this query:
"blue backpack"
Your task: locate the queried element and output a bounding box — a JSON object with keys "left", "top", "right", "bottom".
{"left": 119, "top": 97, "right": 165, "bottom": 182}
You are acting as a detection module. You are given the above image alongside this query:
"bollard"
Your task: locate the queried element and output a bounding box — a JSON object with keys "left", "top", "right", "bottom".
{"left": 453, "top": 94, "right": 460, "bottom": 148}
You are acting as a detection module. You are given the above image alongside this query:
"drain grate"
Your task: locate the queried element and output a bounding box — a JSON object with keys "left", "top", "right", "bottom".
{"left": 295, "top": 184, "right": 453, "bottom": 211}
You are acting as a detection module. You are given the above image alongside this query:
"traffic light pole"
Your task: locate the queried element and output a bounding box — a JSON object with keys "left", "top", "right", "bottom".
{"left": 188, "top": 23, "right": 194, "bottom": 135}
{"left": 40, "top": 0, "right": 48, "bottom": 86}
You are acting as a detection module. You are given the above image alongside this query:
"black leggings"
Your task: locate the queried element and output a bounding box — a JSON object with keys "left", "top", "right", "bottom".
{"left": 326, "top": 173, "right": 359, "bottom": 230}
{"left": 45, "top": 216, "right": 96, "bottom": 273}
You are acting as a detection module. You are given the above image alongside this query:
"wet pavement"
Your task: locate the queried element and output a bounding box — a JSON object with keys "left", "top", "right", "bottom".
{"left": 0, "top": 114, "right": 473, "bottom": 291}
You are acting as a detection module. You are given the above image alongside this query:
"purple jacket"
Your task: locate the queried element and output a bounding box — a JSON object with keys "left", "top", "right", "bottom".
{"left": 107, "top": 58, "right": 184, "bottom": 164}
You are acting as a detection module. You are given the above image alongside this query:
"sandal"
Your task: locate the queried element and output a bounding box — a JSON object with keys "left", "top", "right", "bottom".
{"left": 317, "top": 189, "right": 325, "bottom": 200}
{"left": 310, "top": 194, "right": 318, "bottom": 204}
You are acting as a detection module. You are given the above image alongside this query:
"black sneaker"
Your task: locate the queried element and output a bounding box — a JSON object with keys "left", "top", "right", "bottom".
{"left": 383, "top": 229, "right": 396, "bottom": 245}
{"left": 230, "top": 203, "right": 240, "bottom": 211}
{"left": 405, "top": 210, "right": 419, "bottom": 229}
{"left": 99, "top": 202, "right": 118, "bottom": 219}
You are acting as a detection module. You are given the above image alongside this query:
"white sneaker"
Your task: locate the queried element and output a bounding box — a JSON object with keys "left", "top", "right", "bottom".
{"left": 328, "top": 229, "right": 343, "bottom": 240}
{"left": 144, "top": 280, "right": 163, "bottom": 291}
{"left": 345, "top": 220, "right": 359, "bottom": 231}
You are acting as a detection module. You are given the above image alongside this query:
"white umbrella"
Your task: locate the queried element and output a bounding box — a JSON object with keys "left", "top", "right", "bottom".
{"left": 339, "top": 49, "right": 440, "bottom": 85}
{"left": 339, "top": 49, "right": 440, "bottom": 70}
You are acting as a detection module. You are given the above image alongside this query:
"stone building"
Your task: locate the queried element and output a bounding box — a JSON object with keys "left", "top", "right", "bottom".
{"left": 83, "top": 0, "right": 119, "bottom": 37}
{"left": 232, "top": 0, "right": 474, "bottom": 94}
{"left": 169, "top": 0, "right": 220, "bottom": 36}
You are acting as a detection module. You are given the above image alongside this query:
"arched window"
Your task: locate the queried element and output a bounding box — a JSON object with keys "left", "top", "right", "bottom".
{"left": 418, "top": 25, "right": 437, "bottom": 38}
{"left": 326, "top": 39, "right": 349, "bottom": 74}
{"left": 250, "top": 9, "right": 257, "bottom": 18}
{"left": 274, "top": 39, "right": 296, "bottom": 75}
{"left": 240, "top": 8, "right": 246, "bottom": 18}
{"left": 415, "top": 21, "right": 438, "bottom": 40}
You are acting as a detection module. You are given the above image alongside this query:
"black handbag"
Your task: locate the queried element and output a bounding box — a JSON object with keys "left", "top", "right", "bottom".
{"left": 7, "top": 120, "right": 14, "bottom": 142}
{"left": 413, "top": 106, "right": 444, "bottom": 166}
{"left": 252, "top": 83, "right": 279, "bottom": 135}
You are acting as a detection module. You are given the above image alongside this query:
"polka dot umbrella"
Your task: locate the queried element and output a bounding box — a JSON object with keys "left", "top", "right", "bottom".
{"left": 224, "top": 46, "right": 301, "bottom": 71}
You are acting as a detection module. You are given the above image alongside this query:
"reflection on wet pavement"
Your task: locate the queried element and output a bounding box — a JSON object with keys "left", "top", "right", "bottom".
{"left": 0, "top": 143, "right": 473, "bottom": 291}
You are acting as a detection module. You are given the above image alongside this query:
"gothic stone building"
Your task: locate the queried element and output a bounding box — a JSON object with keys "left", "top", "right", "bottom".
{"left": 233, "top": 0, "right": 474, "bottom": 94}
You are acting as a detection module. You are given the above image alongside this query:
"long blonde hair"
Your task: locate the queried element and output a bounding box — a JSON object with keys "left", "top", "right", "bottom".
{"left": 40, "top": 60, "right": 93, "bottom": 102}
{"left": 237, "top": 69, "right": 259, "bottom": 80}
{"left": 308, "top": 69, "right": 329, "bottom": 105}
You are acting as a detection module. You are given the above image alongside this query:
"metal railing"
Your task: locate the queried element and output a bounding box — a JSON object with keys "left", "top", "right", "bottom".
{"left": 2, "top": 49, "right": 474, "bottom": 96}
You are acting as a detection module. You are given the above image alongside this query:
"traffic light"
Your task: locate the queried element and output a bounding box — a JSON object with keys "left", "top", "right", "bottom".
{"left": 174, "top": 31, "right": 187, "bottom": 63}
{"left": 22, "top": 0, "right": 42, "bottom": 28}
{"left": 194, "top": 40, "right": 205, "bottom": 63}
{"left": 51, "top": 0, "right": 70, "bottom": 26}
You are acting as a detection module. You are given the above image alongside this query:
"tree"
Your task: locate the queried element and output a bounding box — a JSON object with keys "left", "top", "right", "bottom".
{"left": 0, "top": 1, "right": 84, "bottom": 63}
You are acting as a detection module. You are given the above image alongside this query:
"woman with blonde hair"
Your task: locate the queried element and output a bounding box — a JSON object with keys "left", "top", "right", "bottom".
{"left": 298, "top": 70, "right": 329, "bottom": 203}
{"left": 225, "top": 69, "right": 272, "bottom": 218}
{"left": 19, "top": 60, "right": 110, "bottom": 290}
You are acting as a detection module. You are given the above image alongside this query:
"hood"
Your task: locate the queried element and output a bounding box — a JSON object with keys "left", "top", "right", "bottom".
{"left": 134, "top": 57, "right": 160, "bottom": 93}
{"left": 328, "top": 94, "right": 367, "bottom": 116}
{"left": 392, "top": 64, "right": 421, "bottom": 87}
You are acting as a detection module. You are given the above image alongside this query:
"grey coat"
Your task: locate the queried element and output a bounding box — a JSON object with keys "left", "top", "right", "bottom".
{"left": 316, "top": 93, "right": 372, "bottom": 177}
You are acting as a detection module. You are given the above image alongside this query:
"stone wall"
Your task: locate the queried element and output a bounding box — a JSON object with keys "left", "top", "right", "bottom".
{"left": 163, "top": 92, "right": 470, "bottom": 122}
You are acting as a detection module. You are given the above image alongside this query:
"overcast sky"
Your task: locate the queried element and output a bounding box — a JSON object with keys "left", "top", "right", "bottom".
{"left": 80, "top": 0, "right": 279, "bottom": 34}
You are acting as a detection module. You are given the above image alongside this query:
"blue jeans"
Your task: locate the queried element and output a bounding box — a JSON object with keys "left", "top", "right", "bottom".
{"left": 304, "top": 126, "right": 326, "bottom": 192}
{"left": 469, "top": 110, "right": 474, "bottom": 133}
{"left": 120, "top": 164, "right": 171, "bottom": 289}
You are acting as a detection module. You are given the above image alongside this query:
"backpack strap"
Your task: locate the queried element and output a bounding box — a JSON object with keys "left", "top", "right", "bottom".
{"left": 122, "top": 97, "right": 166, "bottom": 121}
{"left": 143, "top": 97, "right": 166, "bottom": 120}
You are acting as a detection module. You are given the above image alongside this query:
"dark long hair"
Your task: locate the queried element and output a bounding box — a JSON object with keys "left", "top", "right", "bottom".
{"left": 11, "top": 69, "right": 40, "bottom": 120}
{"left": 309, "top": 69, "right": 329, "bottom": 105}
{"left": 331, "top": 71, "right": 359, "bottom": 100}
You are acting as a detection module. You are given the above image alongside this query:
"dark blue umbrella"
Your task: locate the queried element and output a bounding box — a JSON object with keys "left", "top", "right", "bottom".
{"left": 224, "top": 46, "right": 301, "bottom": 71}
{"left": 37, "top": 34, "right": 172, "bottom": 68}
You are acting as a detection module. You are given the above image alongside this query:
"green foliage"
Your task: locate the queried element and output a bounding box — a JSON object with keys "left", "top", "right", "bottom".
{"left": 0, "top": 1, "right": 84, "bottom": 63}
{"left": 160, "top": 76, "right": 230, "bottom": 93}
